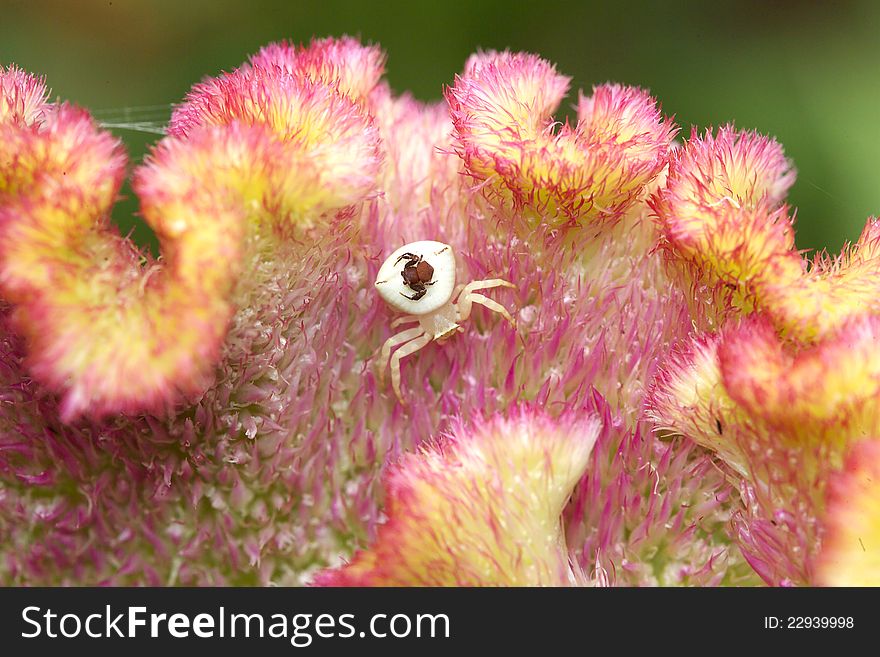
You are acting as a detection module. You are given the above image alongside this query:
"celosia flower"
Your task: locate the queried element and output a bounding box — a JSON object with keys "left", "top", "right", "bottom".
{"left": 649, "top": 123, "right": 880, "bottom": 586}
{"left": 314, "top": 408, "right": 599, "bottom": 586}
{"left": 653, "top": 125, "right": 880, "bottom": 341}
{"left": 647, "top": 322, "right": 833, "bottom": 585}
{"left": 447, "top": 51, "right": 674, "bottom": 236}
{"left": 0, "top": 46, "right": 381, "bottom": 420}
{"left": 650, "top": 126, "right": 798, "bottom": 329}
{"left": 1, "top": 36, "right": 872, "bottom": 587}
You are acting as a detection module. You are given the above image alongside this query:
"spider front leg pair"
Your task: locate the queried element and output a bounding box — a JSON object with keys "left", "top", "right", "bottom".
{"left": 390, "top": 280, "right": 514, "bottom": 328}
{"left": 453, "top": 279, "right": 516, "bottom": 325}
{"left": 373, "top": 241, "right": 516, "bottom": 404}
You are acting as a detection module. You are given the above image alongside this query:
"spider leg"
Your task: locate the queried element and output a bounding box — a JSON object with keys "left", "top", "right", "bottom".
{"left": 390, "top": 314, "right": 420, "bottom": 328}
{"left": 460, "top": 278, "right": 515, "bottom": 296}
{"left": 389, "top": 332, "right": 433, "bottom": 404}
{"left": 394, "top": 252, "right": 419, "bottom": 266}
{"left": 377, "top": 327, "right": 425, "bottom": 385}
{"left": 399, "top": 289, "right": 427, "bottom": 300}
{"left": 462, "top": 292, "right": 515, "bottom": 326}
{"left": 456, "top": 279, "right": 515, "bottom": 323}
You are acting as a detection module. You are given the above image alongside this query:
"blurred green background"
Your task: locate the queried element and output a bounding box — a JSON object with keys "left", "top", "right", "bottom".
{"left": 2, "top": 0, "right": 879, "bottom": 254}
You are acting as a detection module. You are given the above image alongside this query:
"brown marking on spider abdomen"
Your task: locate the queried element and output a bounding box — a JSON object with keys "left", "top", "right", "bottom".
{"left": 415, "top": 260, "right": 434, "bottom": 283}
{"left": 402, "top": 266, "right": 422, "bottom": 287}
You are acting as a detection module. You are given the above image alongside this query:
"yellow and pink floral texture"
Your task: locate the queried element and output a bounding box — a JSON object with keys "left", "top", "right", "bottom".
{"left": 0, "top": 37, "right": 876, "bottom": 586}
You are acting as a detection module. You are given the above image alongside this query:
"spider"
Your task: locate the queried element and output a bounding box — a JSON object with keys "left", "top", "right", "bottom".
{"left": 374, "top": 240, "right": 515, "bottom": 403}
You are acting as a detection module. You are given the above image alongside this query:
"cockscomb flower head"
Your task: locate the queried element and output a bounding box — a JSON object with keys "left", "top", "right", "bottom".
{"left": 647, "top": 320, "right": 844, "bottom": 585}
{"left": 718, "top": 315, "right": 880, "bottom": 444}
{"left": 447, "top": 51, "right": 674, "bottom": 236}
{"left": 654, "top": 125, "right": 880, "bottom": 341}
{"left": 314, "top": 408, "right": 599, "bottom": 586}
{"left": 169, "top": 63, "right": 382, "bottom": 232}
{"left": 646, "top": 333, "right": 751, "bottom": 478}
{"left": 4, "top": 36, "right": 873, "bottom": 588}
{"left": 650, "top": 126, "right": 799, "bottom": 327}
{"left": 649, "top": 122, "right": 880, "bottom": 584}
{"left": 758, "top": 217, "right": 880, "bottom": 341}
{"left": 0, "top": 40, "right": 381, "bottom": 420}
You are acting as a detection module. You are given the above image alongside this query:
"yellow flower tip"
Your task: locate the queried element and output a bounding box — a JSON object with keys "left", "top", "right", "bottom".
{"left": 646, "top": 333, "right": 750, "bottom": 477}
{"left": 0, "top": 104, "right": 127, "bottom": 297}
{"left": 653, "top": 124, "right": 880, "bottom": 344}
{"left": 137, "top": 123, "right": 286, "bottom": 236}
{"left": 653, "top": 126, "right": 880, "bottom": 343}
{"left": 718, "top": 315, "right": 880, "bottom": 440}
{"left": 169, "top": 59, "right": 382, "bottom": 230}
{"left": 28, "top": 287, "right": 235, "bottom": 422}
{"left": 447, "top": 52, "right": 673, "bottom": 229}
{"left": 576, "top": 83, "right": 675, "bottom": 183}
{"left": 759, "top": 216, "right": 880, "bottom": 341}
{"left": 1, "top": 102, "right": 125, "bottom": 211}
{"left": 460, "top": 50, "right": 571, "bottom": 128}
{"left": 313, "top": 408, "right": 600, "bottom": 586}
{"left": 666, "top": 200, "right": 798, "bottom": 285}
{"left": 852, "top": 216, "right": 880, "bottom": 262}
{"left": 2, "top": 154, "right": 242, "bottom": 421}
{"left": 816, "top": 439, "right": 880, "bottom": 586}
{"left": 652, "top": 126, "right": 798, "bottom": 296}
{"left": 666, "top": 125, "right": 795, "bottom": 209}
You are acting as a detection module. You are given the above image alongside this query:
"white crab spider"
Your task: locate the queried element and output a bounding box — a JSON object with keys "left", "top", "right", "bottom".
{"left": 374, "top": 240, "right": 515, "bottom": 403}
